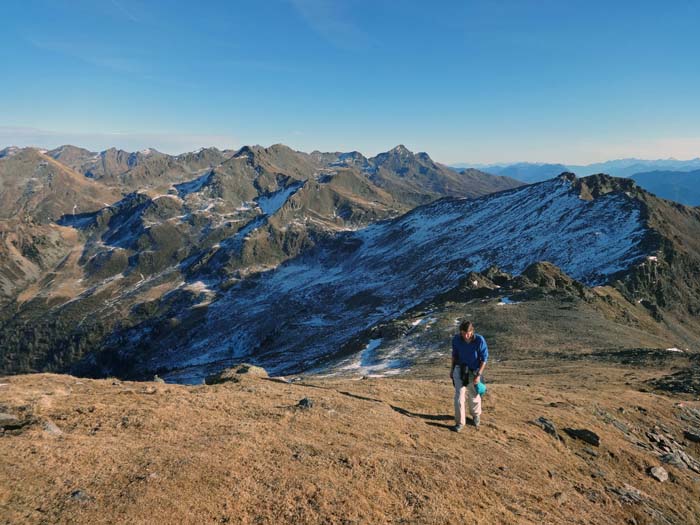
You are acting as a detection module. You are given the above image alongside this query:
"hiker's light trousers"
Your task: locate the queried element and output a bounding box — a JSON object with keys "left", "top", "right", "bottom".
{"left": 453, "top": 366, "right": 482, "bottom": 426}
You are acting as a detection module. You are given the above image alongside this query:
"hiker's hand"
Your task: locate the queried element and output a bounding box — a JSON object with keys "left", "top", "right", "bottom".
{"left": 473, "top": 375, "right": 481, "bottom": 385}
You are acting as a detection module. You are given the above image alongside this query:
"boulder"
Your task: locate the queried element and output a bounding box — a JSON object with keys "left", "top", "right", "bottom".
{"left": 43, "top": 419, "right": 63, "bottom": 436}
{"left": 534, "top": 417, "right": 560, "bottom": 440}
{"left": 649, "top": 466, "right": 668, "bottom": 482}
{"left": 0, "top": 412, "right": 29, "bottom": 430}
{"left": 684, "top": 430, "right": 700, "bottom": 443}
{"left": 205, "top": 364, "right": 269, "bottom": 385}
{"left": 297, "top": 398, "right": 314, "bottom": 409}
{"left": 564, "top": 428, "right": 600, "bottom": 446}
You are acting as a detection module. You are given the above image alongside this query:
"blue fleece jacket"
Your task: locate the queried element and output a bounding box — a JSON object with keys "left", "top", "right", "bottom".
{"left": 451, "top": 333, "right": 488, "bottom": 370}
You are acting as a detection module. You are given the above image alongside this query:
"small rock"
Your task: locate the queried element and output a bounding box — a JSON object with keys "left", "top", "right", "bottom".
{"left": 660, "top": 453, "right": 685, "bottom": 468}
{"left": 297, "top": 398, "right": 314, "bottom": 410}
{"left": 0, "top": 413, "right": 23, "bottom": 430}
{"left": 554, "top": 492, "right": 567, "bottom": 504}
{"left": 684, "top": 430, "right": 700, "bottom": 443}
{"left": 70, "top": 490, "right": 90, "bottom": 502}
{"left": 649, "top": 466, "right": 668, "bottom": 482}
{"left": 591, "top": 468, "right": 606, "bottom": 479}
{"left": 534, "top": 417, "right": 560, "bottom": 439}
{"left": 153, "top": 375, "right": 166, "bottom": 384}
{"left": 608, "top": 483, "right": 645, "bottom": 504}
{"left": 564, "top": 428, "right": 600, "bottom": 446}
{"left": 583, "top": 447, "right": 599, "bottom": 457}
{"left": 43, "top": 419, "right": 63, "bottom": 436}
{"left": 141, "top": 386, "right": 157, "bottom": 395}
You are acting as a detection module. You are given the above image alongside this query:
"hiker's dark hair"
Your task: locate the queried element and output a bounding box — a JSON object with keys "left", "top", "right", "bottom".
{"left": 459, "top": 320, "right": 474, "bottom": 333}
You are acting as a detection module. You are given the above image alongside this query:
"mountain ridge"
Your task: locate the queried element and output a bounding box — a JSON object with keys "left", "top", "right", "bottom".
{"left": 67, "top": 174, "right": 700, "bottom": 383}
{"left": 0, "top": 143, "right": 522, "bottom": 376}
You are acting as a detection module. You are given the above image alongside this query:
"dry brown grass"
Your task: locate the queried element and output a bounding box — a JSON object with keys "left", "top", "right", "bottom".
{"left": 1, "top": 357, "right": 699, "bottom": 525}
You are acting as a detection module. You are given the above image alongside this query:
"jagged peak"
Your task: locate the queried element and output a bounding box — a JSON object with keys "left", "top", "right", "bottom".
{"left": 99, "top": 147, "right": 130, "bottom": 158}
{"left": 389, "top": 144, "right": 412, "bottom": 155}
{"left": 370, "top": 144, "right": 417, "bottom": 165}
{"left": 556, "top": 172, "right": 577, "bottom": 182}
{"left": 415, "top": 151, "right": 433, "bottom": 162}
{"left": 234, "top": 145, "right": 256, "bottom": 156}
{"left": 574, "top": 173, "right": 640, "bottom": 200}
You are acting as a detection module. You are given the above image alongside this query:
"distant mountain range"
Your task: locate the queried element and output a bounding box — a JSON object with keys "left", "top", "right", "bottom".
{"left": 0, "top": 143, "right": 521, "bottom": 376}
{"left": 453, "top": 163, "right": 569, "bottom": 184}
{"left": 2, "top": 142, "right": 700, "bottom": 384}
{"left": 631, "top": 169, "right": 700, "bottom": 206}
{"left": 453, "top": 158, "right": 700, "bottom": 181}
{"left": 570, "top": 158, "right": 700, "bottom": 178}
{"left": 451, "top": 158, "right": 700, "bottom": 204}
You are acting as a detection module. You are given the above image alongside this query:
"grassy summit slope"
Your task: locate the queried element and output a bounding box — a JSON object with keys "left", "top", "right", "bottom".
{"left": 1, "top": 356, "right": 699, "bottom": 524}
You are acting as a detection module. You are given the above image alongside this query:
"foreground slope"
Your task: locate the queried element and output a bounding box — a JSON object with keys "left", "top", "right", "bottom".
{"left": 1, "top": 357, "right": 699, "bottom": 524}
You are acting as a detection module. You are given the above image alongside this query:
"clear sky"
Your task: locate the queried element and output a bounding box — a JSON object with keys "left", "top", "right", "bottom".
{"left": 2, "top": 0, "right": 700, "bottom": 164}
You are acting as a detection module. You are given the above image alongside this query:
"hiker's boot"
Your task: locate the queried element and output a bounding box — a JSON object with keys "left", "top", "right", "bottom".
{"left": 473, "top": 416, "right": 481, "bottom": 429}
{"left": 453, "top": 423, "right": 464, "bottom": 433}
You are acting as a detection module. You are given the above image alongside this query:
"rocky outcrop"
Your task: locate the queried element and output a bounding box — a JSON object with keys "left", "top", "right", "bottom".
{"left": 204, "top": 364, "right": 269, "bottom": 385}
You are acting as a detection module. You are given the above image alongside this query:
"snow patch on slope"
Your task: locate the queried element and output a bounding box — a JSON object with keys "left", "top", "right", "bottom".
{"left": 174, "top": 170, "right": 213, "bottom": 197}
{"left": 149, "top": 178, "right": 650, "bottom": 381}
{"left": 256, "top": 181, "right": 305, "bottom": 215}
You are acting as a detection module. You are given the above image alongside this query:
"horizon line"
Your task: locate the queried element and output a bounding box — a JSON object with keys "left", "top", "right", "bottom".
{"left": 4, "top": 141, "right": 700, "bottom": 170}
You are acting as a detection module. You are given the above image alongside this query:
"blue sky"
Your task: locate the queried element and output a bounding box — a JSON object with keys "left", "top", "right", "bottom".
{"left": 2, "top": 0, "right": 700, "bottom": 164}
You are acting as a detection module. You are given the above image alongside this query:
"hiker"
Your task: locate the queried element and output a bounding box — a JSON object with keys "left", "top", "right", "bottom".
{"left": 451, "top": 320, "right": 488, "bottom": 432}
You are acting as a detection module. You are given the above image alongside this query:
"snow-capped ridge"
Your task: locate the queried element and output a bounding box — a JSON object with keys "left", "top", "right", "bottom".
{"left": 137, "top": 175, "right": 653, "bottom": 382}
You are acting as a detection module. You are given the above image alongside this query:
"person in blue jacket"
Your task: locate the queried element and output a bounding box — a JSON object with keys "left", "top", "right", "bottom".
{"left": 451, "top": 320, "right": 488, "bottom": 432}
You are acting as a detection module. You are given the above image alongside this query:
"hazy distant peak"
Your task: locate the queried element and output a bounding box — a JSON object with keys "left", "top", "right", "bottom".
{"left": 48, "top": 144, "right": 95, "bottom": 156}
{"left": 267, "top": 143, "right": 297, "bottom": 153}
{"left": 233, "top": 145, "right": 256, "bottom": 157}
{"left": 371, "top": 144, "right": 417, "bottom": 164}
{"left": 0, "top": 145, "right": 22, "bottom": 159}
{"left": 391, "top": 144, "right": 411, "bottom": 153}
